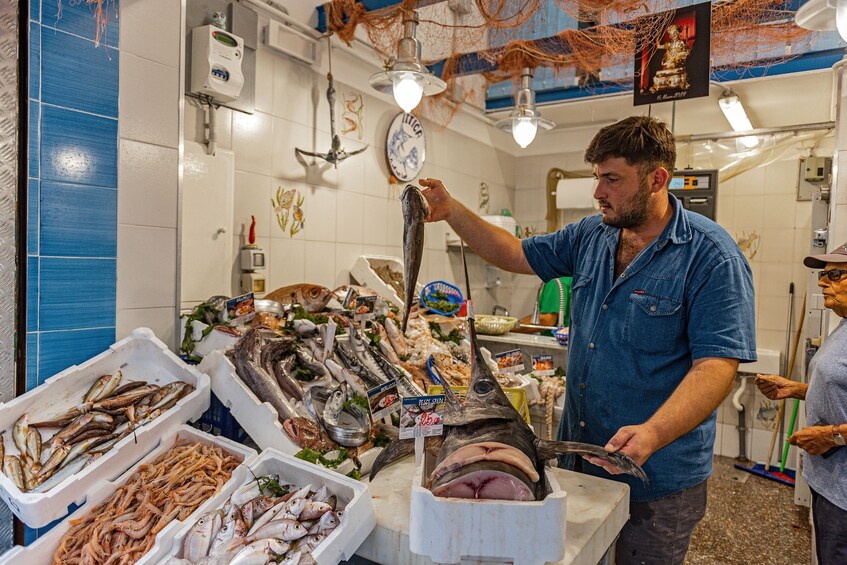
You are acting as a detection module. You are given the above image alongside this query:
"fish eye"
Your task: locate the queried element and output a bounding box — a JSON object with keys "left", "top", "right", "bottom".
{"left": 474, "top": 381, "right": 494, "bottom": 394}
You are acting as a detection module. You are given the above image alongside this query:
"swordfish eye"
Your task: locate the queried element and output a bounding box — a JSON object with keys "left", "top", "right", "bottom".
{"left": 473, "top": 380, "right": 494, "bottom": 395}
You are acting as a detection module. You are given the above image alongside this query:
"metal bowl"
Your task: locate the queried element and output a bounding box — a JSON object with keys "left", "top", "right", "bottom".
{"left": 303, "top": 386, "right": 370, "bottom": 447}
{"left": 255, "top": 299, "right": 284, "bottom": 316}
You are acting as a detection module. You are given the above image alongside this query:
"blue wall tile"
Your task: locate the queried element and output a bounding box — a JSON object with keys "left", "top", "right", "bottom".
{"left": 26, "top": 333, "right": 38, "bottom": 392}
{"left": 30, "top": 0, "right": 40, "bottom": 23}
{"left": 40, "top": 105, "right": 117, "bottom": 187}
{"left": 28, "top": 178, "right": 39, "bottom": 255}
{"left": 29, "top": 23, "right": 40, "bottom": 100}
{"left": 39, "top": 258, "right": 116, "bottom": 331}
{"left": 40, "top": 182, "right": 117, "bottom": 257}
{"left": 38, "top": 327, "right": 115, "bottom": 383}
{"left": 28, "top": 100, "right": 39, "bottom": 178}
{"left": 42, "top": 0, "right": 119, "bottom": 48}
{"left": 41, "top": 28, "right": 118, "bottom": 118}
{"left": 27, "top": 256, "right": 38, "bottom": 332}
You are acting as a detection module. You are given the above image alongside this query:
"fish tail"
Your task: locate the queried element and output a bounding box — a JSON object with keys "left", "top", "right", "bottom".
{"left": 369, "top": 438, "right": 415, "bottom": 479}
{"left": 536, "top": 439, "right": 648, "bottom": 483}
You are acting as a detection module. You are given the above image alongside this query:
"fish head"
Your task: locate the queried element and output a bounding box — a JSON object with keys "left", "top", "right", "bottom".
{"left": 401, "top": 185, "right": 429, "bottom": 223}
{"left": 294, "top": 284, "right": 333, "bottom": 313}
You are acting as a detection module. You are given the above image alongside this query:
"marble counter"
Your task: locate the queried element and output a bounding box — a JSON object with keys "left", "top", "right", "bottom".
{"left": 356, "top": 458, "right": 629, "bottom": 565}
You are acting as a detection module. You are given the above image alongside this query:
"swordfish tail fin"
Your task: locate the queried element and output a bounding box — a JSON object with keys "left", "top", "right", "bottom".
{"left": 536, "top": 439, "right": 648, "bottom": 483}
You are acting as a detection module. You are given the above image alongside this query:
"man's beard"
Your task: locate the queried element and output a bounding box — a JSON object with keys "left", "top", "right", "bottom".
{"left": 599, "top": 176, "right": 652, "bottom": 229}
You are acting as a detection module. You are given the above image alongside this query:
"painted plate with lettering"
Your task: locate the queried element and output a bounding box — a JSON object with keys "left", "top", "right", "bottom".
{"left": 385, "top": 112, "right": 426, "bottom": 182}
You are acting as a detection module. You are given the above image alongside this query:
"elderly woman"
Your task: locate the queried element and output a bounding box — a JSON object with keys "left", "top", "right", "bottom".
{"left": 756, "top": 241, "right": 847, "bottom": 564}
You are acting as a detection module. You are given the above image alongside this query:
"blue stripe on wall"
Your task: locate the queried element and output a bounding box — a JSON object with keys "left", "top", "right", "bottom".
{"left": 38, "top": 327, "right": 116, "bottom": 384}
{"left": 39, "top": 258, "right": 116, "bottom": 331}
{"left": 39, "top": 182, "right": 117, "bottom": 257}
{"left": 40, "top": 104, "right": 118, "bottom": 187}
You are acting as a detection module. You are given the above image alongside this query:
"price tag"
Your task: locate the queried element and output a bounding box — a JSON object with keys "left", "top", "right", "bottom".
{"left": 353, "top": 295, "right": 377, "bottom": 322}
{"left": 531, "top": 354, "right": 554, "bottom": 376}
{"left": 225, "top": 292, "right": 255, "bottom": 325}
{"left": 367, "top": 379, "right": 400, "bottom": 422}
{"left": 322, "top": 319, "right": 337, "bottom": 359}
{"left": 399, "top": 395, "right": 445, "bottom": 440}
{"left": 495, "top": 348, "right": 524, "bottom": 374}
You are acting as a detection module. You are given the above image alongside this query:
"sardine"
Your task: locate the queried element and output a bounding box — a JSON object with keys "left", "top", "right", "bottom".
{"left": 3, "top": 456, "right": 26, "bottom": 491}
{"left": 370, "top": 250, "right": 647, "bottom": 499}
{"left": 400, "top": 184, "right": 428, "bottom": 333}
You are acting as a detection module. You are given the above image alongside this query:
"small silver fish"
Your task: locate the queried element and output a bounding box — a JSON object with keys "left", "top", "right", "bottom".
{"left": 84, "top": 374, "right": 111, "bottom": 403}
{"left": 307, "top": 510, "right": 339, "bottom": 535}
{"left": 33, "top": 443, "right": 71, "bottom": 484}
{"left": 322, "top": 387, "right": 346, "bottom": 426}
{"left": 299, "top": 500, "right": 333, "bottom": 521}
{"left": 246, "top": 518, "right": 307, "bottom": 542}
{"left": 182, "top": 510, "right": 222, "bottom": 562}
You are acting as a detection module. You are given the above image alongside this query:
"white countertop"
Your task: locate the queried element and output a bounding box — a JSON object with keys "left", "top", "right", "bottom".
{"left": 478, "top": 332, "right": 565, "bottom": 349}
{"left": 356, "top": 458, "right": 629, "bottom": 565}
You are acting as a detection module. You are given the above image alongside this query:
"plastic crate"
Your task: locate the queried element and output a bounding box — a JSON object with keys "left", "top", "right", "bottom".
{"left": 193, "top": 391, "right": 252, "bottom": 445}
{"left": 421, "top": 280, "right": 463, "bottom": 315}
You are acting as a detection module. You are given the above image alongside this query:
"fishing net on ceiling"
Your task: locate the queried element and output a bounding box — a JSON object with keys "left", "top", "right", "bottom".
{"left": 324, "top": 0, "right": 819, "bottom": 127}
{"left": 55, "top": 0, "right": 116, "bottom": 46}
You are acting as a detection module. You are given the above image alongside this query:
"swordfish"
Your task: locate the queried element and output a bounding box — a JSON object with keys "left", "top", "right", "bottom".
{"left": 400, "top": 184, "right": 429, "bottom": 333}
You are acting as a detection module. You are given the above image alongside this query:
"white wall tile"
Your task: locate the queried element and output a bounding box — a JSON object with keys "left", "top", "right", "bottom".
{"left": 117, "top": 225, "right": 177, "bottom": 309}
{"left": 759, "top": 228, "right": 796, "bottom": 263}
{"left": 233, "top": 171, "right": 272, "bottom": 239}
{"left": 268, "top": 237, "right": 305, "bottom": 289}
{"left": 184, "top": 101, "right": 233, "bottom": 150}
{"left": 272, "top": 56, "right": 316, "bottom": 129}
{"left": 255, "top": 46, "right": 275, "bottom": 115}
{"left": 301, "top": 185, "right": 337, "bottom": 242}
{"left": 734, "top": 164, "right": 766, "bottom": 196}
{"left": 336, "top": 148, "right": 367, "bottom": 193}
{"left": 119, "top": 54, "right": 179, "bottom": 148}
{"left": 386, "top": 197, "right": 403, "bottom": 247}
{"left": 757, "top": 295, "right": 790, "bottom": 331}
{"left": 118, "top": 140, "right": 178, "bottom": 228}
{"left": 759, "top": 263, "right": 794, "bottom": 297}
{"left": 336, "top": 190, "right": 364, "bottom": 244}
{"left": 362, "top": 195, "right": 388, "bottom": 246}
{"left": 362, "top": 149, "right": 391, "bottom": 198}
{"left": 334, "top": 242, "right": 364, "bottom": 287}
{"left": 763, "top": 159, "right": 799, "bottom": 195}
{"left": 304, "top": 241, "right": 336, "bottom": 287}
{"left": 762, "top": 194, "right": 798, "bottom": 229}
{"left": 233, "top": 111, "right": 274, "bottom": 176}
{"left": 120, "top": 0, "right": 180, "bottom": 68}
{"left": 116, "top": 307, "right": 177, "bottom": 350}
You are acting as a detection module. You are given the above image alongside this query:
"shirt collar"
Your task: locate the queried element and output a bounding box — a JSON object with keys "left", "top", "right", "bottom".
{"left": 598, "top": 192, "right": 692, "bottom": 246}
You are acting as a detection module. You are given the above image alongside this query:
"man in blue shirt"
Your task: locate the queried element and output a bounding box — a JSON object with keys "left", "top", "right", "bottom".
{"left": 419, "top": 116, "right": 756, "bottom": 565}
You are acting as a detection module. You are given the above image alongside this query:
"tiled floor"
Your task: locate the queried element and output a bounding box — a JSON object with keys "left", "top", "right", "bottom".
{"left": 686, "top": 456, "right": 812, "bottom": 565}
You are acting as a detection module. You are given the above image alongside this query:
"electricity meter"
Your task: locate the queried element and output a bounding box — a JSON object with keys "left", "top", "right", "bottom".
{"left": 190, "top": 25, "right": 245, "bottom": 103}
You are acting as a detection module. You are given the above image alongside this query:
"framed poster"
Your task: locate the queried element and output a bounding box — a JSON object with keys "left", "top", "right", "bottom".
{"left": 634, "top": 2, "right": 711, "bottom": 106}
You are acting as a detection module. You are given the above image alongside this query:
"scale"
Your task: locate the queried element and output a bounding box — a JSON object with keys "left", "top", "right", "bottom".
{"left": 240, "top": 216, "right": 266, "bottom": 295}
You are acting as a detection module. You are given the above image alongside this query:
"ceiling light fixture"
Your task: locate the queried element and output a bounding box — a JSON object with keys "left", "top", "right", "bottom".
{"left": 494, "top": 67, "right": 555, "bottom": 149}
{"left": 718, "top": 91, "right": 758, "bottom": 148}
{"left": 368, "top": 11, "right": 446, "bottom": 113}
{"left": 795, "top": 0, "right": 847, "bottom": 43}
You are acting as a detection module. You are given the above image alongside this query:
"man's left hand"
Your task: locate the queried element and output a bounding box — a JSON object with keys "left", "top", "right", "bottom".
{"left": 583, "top": 424, "right": 660, "bottom": 474}
{"left": 789, "top": 426, "right": 837, "bottom": 456}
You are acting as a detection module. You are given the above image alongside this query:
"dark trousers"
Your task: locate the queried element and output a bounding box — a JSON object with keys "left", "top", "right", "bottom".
{"left": 615, "top": 480, "right": 708, "bottom": 565}
{"left": 810, "top": 488, "right": 847, "bottom": 565}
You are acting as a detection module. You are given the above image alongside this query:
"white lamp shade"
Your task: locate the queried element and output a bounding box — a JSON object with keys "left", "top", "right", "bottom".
{"left": 838, "top": 0, "right": 847, "bottom": 43}
{"left": 392, "top": 72, "right": 424, "bottom": 113}
{"left": 512, "top": 117, "right": 538, "bottom": 148}
{"left": 718, "top": 94, "right": 753, "bottom": 132}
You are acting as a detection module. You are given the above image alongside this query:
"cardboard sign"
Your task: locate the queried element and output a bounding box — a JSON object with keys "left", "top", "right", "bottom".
{"left": 495, "top": 349, "right": 524, "bottom": 374}
{"left": 353, "top": 295, "right": 377, "bottom": 322}
{"left": 367, "top": 379, "right": 401, "bottom": 422}
{"left": 225, "top": 292, "right": 255, "bottom": 325}
{"left": 399, "top": 395, "right": 445, "bottom": 439}
{"left": 633, "top": 2, "right": 710, "bottom": 106}
{"left": 532, "top": 354, "right": 554, "bottom": 377}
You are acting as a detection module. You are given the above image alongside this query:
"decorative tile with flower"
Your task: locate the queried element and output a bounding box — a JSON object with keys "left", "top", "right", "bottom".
{"left": 272, "top": 187, "right": 305, "bottom": 237}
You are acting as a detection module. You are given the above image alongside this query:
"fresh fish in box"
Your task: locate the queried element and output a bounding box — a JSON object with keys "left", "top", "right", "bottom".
{"left": 265, "top": 284, "right": 333, "bottom": 314}
{"left": 401, "top": 184, "right": 428, "bottom": 333}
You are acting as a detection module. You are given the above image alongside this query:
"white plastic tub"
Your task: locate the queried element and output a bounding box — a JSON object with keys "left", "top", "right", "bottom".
{"left": 0, "top": 328, "right": 211, "bottom": 528}
{"left": 0, "top": 425, "right": 256, "bottom": 564}
{"left": 350, "top": 255, "right": 422, "bottom": 309}
{"left": 166, "top": 448, "right": 376, "bottom": 565}
{"left": 198, "top": 350, "right": 382, "bottom": 476}
{"left": 409, "top": 452, "right": 567, "bottom": 565}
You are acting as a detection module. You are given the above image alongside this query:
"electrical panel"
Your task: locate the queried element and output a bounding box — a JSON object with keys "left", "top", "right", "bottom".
{"left": 803, "top": 156, "right": 831, "bottom": 183}
{"left": 190, "top": 25, "right": 245, "bottom": 103}
{"left": 669, "top": 169, "right": 719, "bottom": 221}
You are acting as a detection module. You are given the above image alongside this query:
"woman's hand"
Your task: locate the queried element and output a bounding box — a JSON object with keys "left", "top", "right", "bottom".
{"left": 754, "top": 374, "right": 801, "bottom": 400}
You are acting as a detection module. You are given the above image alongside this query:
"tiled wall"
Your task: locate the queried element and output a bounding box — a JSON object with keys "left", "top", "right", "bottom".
{"left": 182, "top": 18, "right": 518, "bottom": 318}
{"left": 26, "top": 1, "right": 120, "bottom": 389}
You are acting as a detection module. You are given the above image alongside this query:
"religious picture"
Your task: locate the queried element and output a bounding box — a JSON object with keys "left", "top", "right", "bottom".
{"left": 633, "top": 2, "right": 710, "bottom": 106}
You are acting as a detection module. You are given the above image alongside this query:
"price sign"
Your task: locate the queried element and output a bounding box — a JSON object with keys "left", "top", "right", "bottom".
{"left": 531, "top": 354, "right": 554, "bottom": 376}
{"left": 367, "top": 379, "right": 401, "bottom": 422}
{"left": 399, "top": 395, "right": 445, "bottom": 439}
{"left": 225, "top": 292, "right": 255, "bottom": 325}
{"left": 495, "top": 348, "right": 525, "bottom": 374}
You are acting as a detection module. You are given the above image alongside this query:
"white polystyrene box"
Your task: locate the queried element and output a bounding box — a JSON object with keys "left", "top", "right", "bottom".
{"left": 165, "top": 448, "right": 376, "bottom": 565}
{"left": 198, "top": 350, "right": 383, "bottom": 476}
{"left": 0, "top": 425, "right": 256, "bottom": 564}
{"left": 409, "top": 452, "right": 567, "bottom": 565}
{"left": 350, "top": 255, "right": 423, "bottom": 309}
{"left": 0, "top": 328, "right": 211, "bottom": 528}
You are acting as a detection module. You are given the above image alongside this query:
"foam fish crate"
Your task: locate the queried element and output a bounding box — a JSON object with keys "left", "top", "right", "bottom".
{"left": 0, "top": 425, "right": 257, "bottom": 564}
{"left": 350, "top": 255, "right": 422, "bottom": 309}
{"left": 410, "top": 452, "right": 567, "bottom": 565}
{"left": 166, "top": 447, "right": 376, "bottom": 565}
{"left": 0, "top": 328, "right": 211, "bottom": 528}
{"left": 197, "top": 350, "right": 382, "bottom": 476}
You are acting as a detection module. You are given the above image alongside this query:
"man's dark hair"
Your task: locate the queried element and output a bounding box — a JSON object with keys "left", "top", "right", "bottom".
{"left": 584, "top": 116, "right": 676, "bottom": 182}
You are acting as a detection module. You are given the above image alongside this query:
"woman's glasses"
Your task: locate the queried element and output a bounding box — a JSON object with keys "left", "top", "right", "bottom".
{"left": 818, "top": 269, "right": 847, "bottom": 282}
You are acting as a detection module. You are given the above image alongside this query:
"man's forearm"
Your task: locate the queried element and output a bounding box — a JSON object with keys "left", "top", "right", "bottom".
{"left": 445, "top": 198, "right": 534, "bottom": 274}
{"left": 645, "top": 357, "right": 739, "bottom": 452}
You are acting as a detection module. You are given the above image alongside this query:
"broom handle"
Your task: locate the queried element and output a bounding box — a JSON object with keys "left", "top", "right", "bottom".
{"left": 765, "top": 295, "right": 806, "bottom": 471}
{"left": 780, "top": 399, "right": 801, "bottom": 472}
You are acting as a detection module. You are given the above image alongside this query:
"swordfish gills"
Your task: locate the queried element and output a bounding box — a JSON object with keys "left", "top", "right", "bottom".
{"left": 400, "top": 184, "right": 429, "bottom": 333}
{"left": 370, "top": 317, "right": 647, "bottom": 501}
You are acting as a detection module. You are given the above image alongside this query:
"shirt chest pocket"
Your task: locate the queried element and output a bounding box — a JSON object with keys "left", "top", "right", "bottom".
{"left": 570, "top": 277, "right": 592, "bottom": 327}
{"left": 625, "top": 292, "right": 684, "bottom": 353}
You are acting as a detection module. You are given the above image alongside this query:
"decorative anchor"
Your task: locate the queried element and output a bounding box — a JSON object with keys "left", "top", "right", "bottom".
{"left": 296, "top": 34, "right": 367, "bottom": 168}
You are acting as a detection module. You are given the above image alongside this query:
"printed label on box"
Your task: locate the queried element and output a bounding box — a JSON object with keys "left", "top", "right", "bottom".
{"left": 495, "top": 348, "right": 524, "bottom": 374}
{"left": 226, "top": 292, "right": 255, "bottom": 325}
{"left": 399, "top": 395, "right": 445, "bottom": 439}
{"left": 532, "top": 354, "right": 554, "bottom": 376}
{"left": 367, "top": 379, "right": 401, "bottom": 422}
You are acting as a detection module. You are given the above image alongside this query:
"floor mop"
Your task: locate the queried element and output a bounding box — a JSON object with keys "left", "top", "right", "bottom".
{"left": 735, "top": 291, "right": 805, "bottom": 486}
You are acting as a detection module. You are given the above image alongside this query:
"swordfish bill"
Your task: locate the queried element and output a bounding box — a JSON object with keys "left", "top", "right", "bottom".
{"left": 401, "top": 185, "right": 429, "bottom": 333}
{"left": 370, "top": 236, "right": 647, "bottom": 500}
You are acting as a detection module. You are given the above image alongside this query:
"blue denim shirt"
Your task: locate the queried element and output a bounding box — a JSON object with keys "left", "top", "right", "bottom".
{"left": 522, "top": 194, "right": 756, "bottom": 501}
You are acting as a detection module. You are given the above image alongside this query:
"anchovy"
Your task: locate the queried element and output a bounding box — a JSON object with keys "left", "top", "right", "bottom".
{"left": 400, "top": 184, "right": 429, "bottom": 332}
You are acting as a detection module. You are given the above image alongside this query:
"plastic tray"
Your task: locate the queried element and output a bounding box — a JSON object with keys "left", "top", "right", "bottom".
{"left": 0, "top": 425, "right": 256, "bottom": 564}
{"left": 0, "top": 328, "right": 211, "bottom": 528}
{"left": 474, "top": 314, "right": 518, "bottom": 335}
{"left": 350, "top": 255, "right": 422, "bottom": 309}
{"left": 409, "top": 451, "right": 567, "bottom": 565}
{"left": 197, "top": 350, "right": 383, "bottom": 477}
{"left": 420, "top": 280, "right": 462, "bottom": 316}
{"left": 165, "top": 448, "right": 376, "bottom": 565}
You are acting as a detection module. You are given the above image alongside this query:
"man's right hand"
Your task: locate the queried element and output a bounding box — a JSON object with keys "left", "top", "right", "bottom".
{"left": 754, "top": 374, "right": 798, "bottom": 400}
{"left": 418, "top": 178, "right": 453, "bottom": 222}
